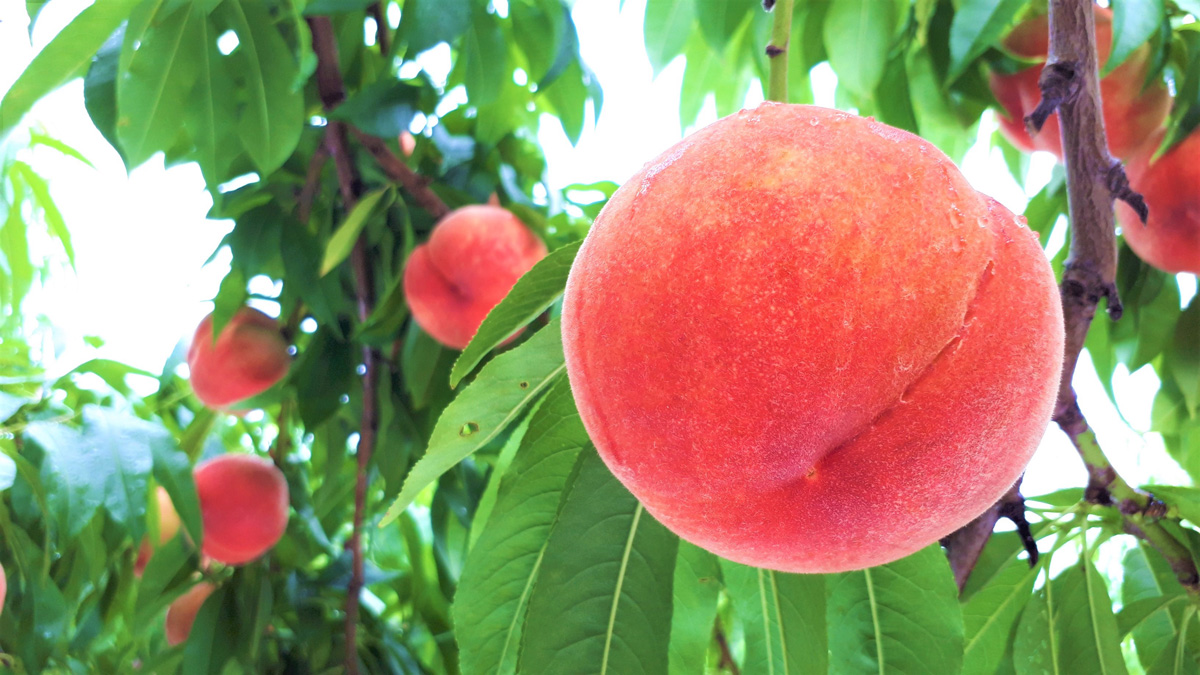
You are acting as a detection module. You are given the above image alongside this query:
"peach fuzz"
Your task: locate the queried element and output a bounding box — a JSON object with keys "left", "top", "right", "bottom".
{"left": 403, "top": 205, "right": 548, "bottom": 349}
{"left": 165, "top": 582, "right": 216, "bottom": 646}
{"left": 135, "top": 487, "right": 182, "bottom": 576}
{"left": 187, "top": 307, "right": 290, "bottom": 411}
{"left": 561, "top": 103, "right": 1064, "bottom": 573}
{"left": 989, "top": 7, "right": 1169, "bottom": 159}
{"left": 195, "top": 454, "right": 289, "bottom": 566}
{"left": 1117, "top": 129, "right": 1200, "bottom": 274}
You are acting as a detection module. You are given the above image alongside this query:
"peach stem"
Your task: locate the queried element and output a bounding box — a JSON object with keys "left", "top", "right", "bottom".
{"left": 764, "top": 0, "right": 795, "bottom": 103}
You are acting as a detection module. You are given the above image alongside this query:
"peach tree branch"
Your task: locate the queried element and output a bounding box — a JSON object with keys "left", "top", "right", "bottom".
{"left": 946, "top": 0, "right": 1199, "bottom": 599}
{"left": 1036, "top": 0, "right": 1198, "bottom": 598}
{"left": 308, "top": 16, "right": 383, "bottom": 673}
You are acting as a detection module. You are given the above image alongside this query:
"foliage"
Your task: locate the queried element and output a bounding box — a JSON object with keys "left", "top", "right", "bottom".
{"left": 0, "top": 0, "right": 1197, "bottom": 673}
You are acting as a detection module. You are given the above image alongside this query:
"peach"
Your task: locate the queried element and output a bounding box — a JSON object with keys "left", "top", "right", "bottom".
{"left": 399, "top": 131, "right": 416, "bottom": 157}
{"left": 165, "top": 581, "right": 216, "bottom": 646}
{"left": 135, "top": 487, "right": 182, "bottom": 576}
{"left": 187, "top": 307, "right": 290, "bottom": 410}
{"left": 403, "top": 205, "right": 548, "bottom": 349}
{"left": 561, "top": 103, "right": 1064, "bottom": 573}
{"left": 195, "top": 455, "right": 289, "bottom": 565}
{"left": 0, "top": 562, "right": 6, "bottom": 615}
{"left": 989, "top": 7, "right": 1169, "bottom": 159}
{"left": 1117, "top": 129, "right": 1200, "bottom": 274}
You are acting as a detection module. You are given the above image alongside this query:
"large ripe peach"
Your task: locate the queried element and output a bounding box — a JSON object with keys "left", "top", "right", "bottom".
{"left": 165, "top": 581, "right": 216, "bottom": 646}
{"left": 403, "top": 205, "right": 548, "bottom": 349}
{"left": 187, "top": 307, "right": 290, "bottom": 410}
{"left": 194, "top": 455, "right": 289, "bottom": 566}
{"left": 135, "top": 487, "right": 182, "bottom": 576}
{"left": 1117, "top": 129, "right": 1200, "bottom": 274}
{"left": 989, "top": 7, "right": 1169, "bottom": 159}
{"left": 561, "top": 103, "right": 1065, "bottom": 573}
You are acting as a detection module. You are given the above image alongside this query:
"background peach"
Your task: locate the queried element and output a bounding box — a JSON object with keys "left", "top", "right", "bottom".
{"left": 404, "top": 205, "right": 547, "bottom": 349}
{"left": 187, "top": 307, "right": 290, "bottom": 410}
{"left": 195, "top": 455, "right": 289, "bottom": 566}
{"left": 1118, "top": 129, "right": 1200, "bottom": 274}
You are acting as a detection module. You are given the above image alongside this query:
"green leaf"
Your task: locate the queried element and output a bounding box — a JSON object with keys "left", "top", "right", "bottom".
{"left": 183, "top": 7, "right": 238, "bottom": 188}
{"left": 1104, "top": 0, "right": 1164, "bottom": 76}
{"left": 455, "top": 378, "right": 590, "bottom": 675}
{"left": 327, "top": 79, "right": 422, "bottom": 140}
{"left": 149, "top": 422, "right": 203, "bottom": 546}
{"left": 1169, "top": 300, "right": 1200, "bottom": 416}
{"left": 695, "top": 0, "right": 753, "bottom": 53}
{"left": 0, "top": 454, "right": 16, "bottom": 491}
{"left": 823, "top": 0, "right": 897, "bottom": 97}
{"left": 135, "top": 535, "right": 201, "bottom": 627}
{"left": 1124, "top": 543, "right": 1187, "bottom": 669}
{"left": 669, "top": 542, "right": 722, "bottom": 675}
{"left": 1013, "top": 561, "right": 1129, "bottom": 675}
{"left": 84, "top": 24, "right": 126, "bottom": 162}
{"left": 1027, "top": 487, "right": 1084, "bottom": 508}
{"left": 116, "top": 2, "right": 200, "bottom": 166}
{"left": 1145, "top": 607, "right": 1200, "bottom": 675}
{"left": 9, "top": 161, "right": 74, "bottom": 265}
{"left": 721, "top": 559, "right": 827, "bottom": 674}
{"left": 28, "top": 130, "right": 94, "bottom": 168}
{"left": 1117, "top": 595, "right": 1185, "bottom": 639}
{"left": 1023, "top": 169, "right": 1068, "bottom": 247}
{"left": 321, "top": 187, "right": 393, "bottom": 276}
{"left": 1159, "top": 31, "right": 1200, "bottom": 156}
{"left": 381, "top": 320, "right": 567, "bottom": 525}
{"left": 218, "top": 0, "right": 304, "bottom": 176}
{"left": 290, "top": 325, "right": 356, "bottom": 429}
{"left": 454, "top": 8, "right": 507, "bottom": 106}
{"left": 518, "top": 446, "right": 679, "bottom": 674}
{"left": 827, "top": 544, "right": 964, "bottom": 674}
{"left": 400, "top": 0, "right": 471, "bottom": 55}
{"left": 0, "top": 0, "right": 143, "bottom": 141}
{"left": 963, "top": 551, "right": 1041, "bottom": 675}
{"left": 644, "top": 0, "right": 695, "bottom": 74}
{"left": 907, "top": 46, "right": 975, "bottom": 162}
{"left": 24, "top": 406, "right": 158, "bottom": 541}
{"left": 948, "top": 0, "right": 1028, "bottom": 83}
{"left": 511, "top": 0, "right": 568, "bottom": 85}
{"left": 451, "top": 239, "right": 581, "bottom": 388}
{"left": 181, "top": 584, "right": 235, "bottom": 675}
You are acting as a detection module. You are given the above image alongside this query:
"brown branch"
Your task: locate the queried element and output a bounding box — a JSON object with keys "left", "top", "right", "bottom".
{"left": 1036, "top": 0, "right": 1198, "bottom": 600}
{"left": 349, "top": 127, "right": 451, "bottom": 220}
{"left": 946, "top": 0, "right": 1181, "bottom": 593}
{"left": 714, "top": 618, "right": 741, "bottom": 675}
{"left": 308, "top": 16, "right": 382, "bottom": 673}
{"left": 371, "top": 3, "right": 391, "bottom": 55}
{"left": 943, "top": 480, "right": 1036, "bottom": 592}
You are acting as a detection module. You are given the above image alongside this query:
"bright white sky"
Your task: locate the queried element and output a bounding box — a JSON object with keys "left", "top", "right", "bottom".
{"left": 0, "top": 0, "right": 1192, "bottom": 511}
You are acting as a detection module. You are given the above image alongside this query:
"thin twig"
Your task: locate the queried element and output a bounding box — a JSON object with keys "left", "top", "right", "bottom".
{"left": 943, "top": 481, "right": 1036, "bottom": 592}
{"left": 370, "top": 3, "right": 391, "bottom": 55}
{"left": 308, "top": 16, "right": 383, "bottom": 673}
{"left": 349, "top": 127, "right": 451, "bottom": 219}
{"left": 714, "top": 618, "right": 741, "bottom": 675}
{"left": 764, "top": 0, "right": 794, "bottom": 103}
